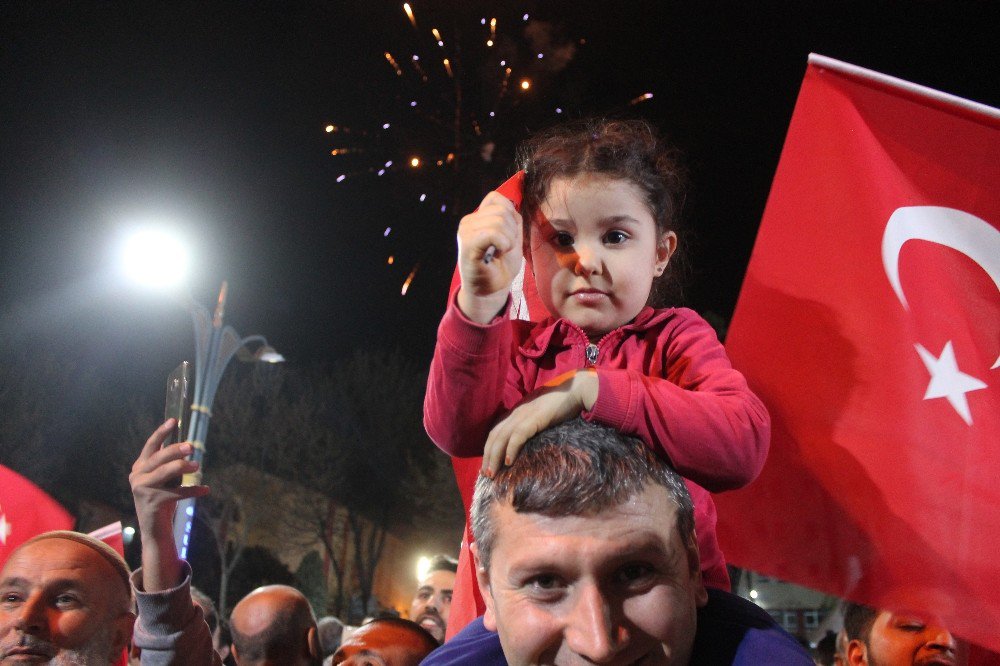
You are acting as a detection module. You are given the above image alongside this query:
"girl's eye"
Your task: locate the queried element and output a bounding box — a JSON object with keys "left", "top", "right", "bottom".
{"left": 553, "top": 232, "right": 574, "bottom": 247}
{"left": 604, "top": 230, "right": 629, "bottom": 245}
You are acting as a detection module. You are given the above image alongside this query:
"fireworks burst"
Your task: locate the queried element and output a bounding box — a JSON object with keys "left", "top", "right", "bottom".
{"left": 323, "top": 3, "right": 652, "bottom": 296}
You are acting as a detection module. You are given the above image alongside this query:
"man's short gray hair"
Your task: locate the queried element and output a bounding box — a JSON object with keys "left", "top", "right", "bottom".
{"left": 471, "top": 419, "right": 695, "bottom": 570}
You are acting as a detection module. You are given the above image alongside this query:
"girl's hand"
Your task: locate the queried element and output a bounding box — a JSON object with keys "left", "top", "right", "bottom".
{"left": 456, "top": 191, "right": 523, "bottom": 324}
{"left": 482, "top": 369, "right": 598, "bottom": 476}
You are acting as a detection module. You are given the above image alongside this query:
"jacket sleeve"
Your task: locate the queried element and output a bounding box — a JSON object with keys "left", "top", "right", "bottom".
{"left": 132, "top": 562, "right": 222, "bottom": 666}
{"left": 424, "top": 294, "right": 523, "bottom": 458}
{"left": 583, "top": 310, "right": 770, "bottom": 493}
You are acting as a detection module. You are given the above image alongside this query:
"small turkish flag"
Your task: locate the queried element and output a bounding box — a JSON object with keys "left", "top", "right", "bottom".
{"left": 0, "top": 465, "right": 75, "bottom": 567}
{"left": 89, "top": 521, "right": 126, "bottom": 557}
{"left": 716, "top": 55, "right": 1000, "bottom": 651}
{"left": 445, "top": 171, "right": 550, "bottom": 640}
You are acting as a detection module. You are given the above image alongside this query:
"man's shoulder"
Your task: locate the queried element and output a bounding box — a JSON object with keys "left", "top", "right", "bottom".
{"left": 419, "top": 592, "right": 813, "bottom": 666}
{"left": 420, "top": 617, "right": 506, "bottom": 666}
{"left": 692, "top": 588, "right": 814, "bottom": 665}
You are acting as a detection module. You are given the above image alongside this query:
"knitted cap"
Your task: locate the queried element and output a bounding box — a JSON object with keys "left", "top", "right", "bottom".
{"left": 19, "top": 530, "right": 132, "bottom": 601}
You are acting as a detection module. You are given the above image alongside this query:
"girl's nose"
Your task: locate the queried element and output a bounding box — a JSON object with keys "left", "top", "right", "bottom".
{"left": 574, "top": 243, "right": 602, "bottom": 276}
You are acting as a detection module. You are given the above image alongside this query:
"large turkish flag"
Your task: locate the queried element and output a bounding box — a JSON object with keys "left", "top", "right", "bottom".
{"left": 0, "top": 465, "right": 75, "bottom": 566}
{"left": 716, "top": 55, "right": 1000, "bottom": 651}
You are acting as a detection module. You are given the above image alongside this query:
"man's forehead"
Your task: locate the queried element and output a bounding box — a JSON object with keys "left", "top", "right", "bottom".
{"left": 2, "top": 538, "right": 110, "bottom": 584}
{"left": 491, "top": 487, "right": 682, "bottom": 563}
{"left": 419, "top": 569, "right": 455, "bottom": 590}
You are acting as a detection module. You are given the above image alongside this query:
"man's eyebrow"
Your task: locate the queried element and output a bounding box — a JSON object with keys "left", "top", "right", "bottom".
{"left": 0, "top": 576, "right": 29, "bottom": 588}
{"left": 416, "top": 585, "right": 434, "bottom": 593}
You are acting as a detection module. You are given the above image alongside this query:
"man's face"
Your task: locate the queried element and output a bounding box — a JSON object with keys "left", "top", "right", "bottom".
{"left": 409, "top": 569, "right": 454, "bottom": 643}
{"left": 331, "top": 621, "right": 433, "bottom": 666}
{"left": 476, "top": 484, "right": 707, "bottom": 666}
{"left": 850, "top": 611, "right": 957, "bottom": 666}
{"left": 0, "top": 538, "right": 133, "bottom": 665}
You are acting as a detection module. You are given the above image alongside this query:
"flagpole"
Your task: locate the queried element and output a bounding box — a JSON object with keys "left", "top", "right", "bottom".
{"left": 808, "top": 53, "right": 1000, "bottom": 121}
{"left": 172, "top": 281, "right": 284, "bottom": 559}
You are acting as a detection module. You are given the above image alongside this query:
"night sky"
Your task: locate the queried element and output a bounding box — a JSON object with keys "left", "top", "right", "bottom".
{"left": 3, "top": 1, "right": 998, "bottom": 399}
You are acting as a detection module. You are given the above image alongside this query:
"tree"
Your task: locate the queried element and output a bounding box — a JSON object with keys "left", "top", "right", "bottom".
{"left": 277, "top": 349, "right": 444, "bottom": 616}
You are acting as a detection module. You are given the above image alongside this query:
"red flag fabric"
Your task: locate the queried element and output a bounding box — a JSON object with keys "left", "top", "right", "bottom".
{"left": 0, "top": 464, "right": 75, "bottom": 567}
{"left": 89, "top": 521, "right": 126, "bottom": 557}
{"left": 716, "top": 54, "right": 1000, "bottom": 652}
{"left": 445, "top": 171, "right": 552, "bottom": 640}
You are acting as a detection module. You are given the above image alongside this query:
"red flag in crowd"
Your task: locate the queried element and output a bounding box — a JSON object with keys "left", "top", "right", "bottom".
{"left": 716, "top": 54, "right": 1000, "bottom": 652}
{"left": 89, "top": 521, "right": 126, "bottom": 557}
{"left": 0, "top": 464, "right": 75, "bottom": 566}
{"left": 445, "top": 171, "right": 552, "bottom": 639}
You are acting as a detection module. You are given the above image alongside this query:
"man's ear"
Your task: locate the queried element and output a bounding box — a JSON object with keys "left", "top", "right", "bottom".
{"left": 685, "top": 533, "right": 708, "bottom": 608}
{"left": 109, "top": 611, "right": 136, "bottom": 659}
{"left": 307, "top": 625, "right": 321, "bottom": 660}
{"left": 471, "top": 543, "right": 498, "bottom": 632}
{"left": 846, "top": 638, "right": 868, "bottom": 665}
{"left": 231, "top": 643, "right": 240, "bottom": 663}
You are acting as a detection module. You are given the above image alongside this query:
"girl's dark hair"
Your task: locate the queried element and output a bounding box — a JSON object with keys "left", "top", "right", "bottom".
{"left": 516, "top": 118, "right": 689, "bottom": 305}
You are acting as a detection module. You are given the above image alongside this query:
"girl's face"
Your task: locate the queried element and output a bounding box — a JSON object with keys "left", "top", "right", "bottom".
{"left": 529, "top": 175, "right": 676, "bottom": 338}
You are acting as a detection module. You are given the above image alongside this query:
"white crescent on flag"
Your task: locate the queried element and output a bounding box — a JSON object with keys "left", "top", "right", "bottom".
{"left": 882, "top": 206, "right": 998, "bottom": 425}
{"left": 882, "top": 205, "right": 1000, "bottom": 369}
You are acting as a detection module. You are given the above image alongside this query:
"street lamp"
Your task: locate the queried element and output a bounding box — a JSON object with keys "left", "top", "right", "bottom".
{"left": 173, "top": 281, "right": 284, "bottom": 558}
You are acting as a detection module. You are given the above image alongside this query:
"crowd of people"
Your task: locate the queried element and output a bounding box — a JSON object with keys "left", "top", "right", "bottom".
{"left": 0, "top": 417, "right": 965, "bottom": 665}
{"left": 0, "top": 118, "right": 975, "bottom": 664}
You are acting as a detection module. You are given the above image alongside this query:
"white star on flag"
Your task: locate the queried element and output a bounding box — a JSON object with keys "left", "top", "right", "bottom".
{"left": 915, "top": 340, "right": 988, "bottom": 426}
{"left": 0, "top": 509, "right": 11, "bottom": 545}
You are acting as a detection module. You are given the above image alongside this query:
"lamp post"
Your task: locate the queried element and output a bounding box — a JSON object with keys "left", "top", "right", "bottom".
{"left": 173, "top": 281, "right": 283, "bottom": 558}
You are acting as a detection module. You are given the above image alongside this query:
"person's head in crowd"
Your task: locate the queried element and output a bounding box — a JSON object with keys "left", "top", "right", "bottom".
{"left": 330, "top": 617, "right": 437, "bottom": 666}
{"left": 814, "top": 629, "right": 837, "bottom": 665}
{"left": 229, "top": 584, "right": 320, "bottom": 666}
{"left": 0, "top": 530, "right": 136, "bottom": 665}
{"left": 842, "top": 602, "right": 957, "bottom": 665}
{"left": 316, "top": 616, "right": 346, "bottom": 657}
{"left": 217, "top": 623, "right": 236, "bottom": 666}
{"left": 409, "top": 554, "right": 456, "bottom": 643}
{"left": 190, "top": 585, "right": 221, "bottom": 642}
{"left": 470, "top": 418, "right": 708, "bottom": 664}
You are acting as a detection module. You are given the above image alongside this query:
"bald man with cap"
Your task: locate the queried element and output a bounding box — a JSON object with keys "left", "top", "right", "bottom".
{"left": 229, "top": 585, "right": 320, "bottom": 665}
{"left": 0, "top": 530, "right": 135, "bottom": 664}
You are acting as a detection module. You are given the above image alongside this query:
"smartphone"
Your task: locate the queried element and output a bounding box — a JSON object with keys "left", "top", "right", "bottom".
{"left": 163, "top": 361, "right": 191, "bottom": 486}
{"left": 164, "top": 362, "right": 191, "bottom": 441}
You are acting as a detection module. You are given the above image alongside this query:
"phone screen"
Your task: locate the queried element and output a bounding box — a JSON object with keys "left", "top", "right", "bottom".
{"left": 164, "top": 361, "right": 191, "bottom": 446}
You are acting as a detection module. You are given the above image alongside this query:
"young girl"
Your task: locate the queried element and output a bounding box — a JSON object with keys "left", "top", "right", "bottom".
{"left": 424, "top": 118, "right": 770, "bottom": 638}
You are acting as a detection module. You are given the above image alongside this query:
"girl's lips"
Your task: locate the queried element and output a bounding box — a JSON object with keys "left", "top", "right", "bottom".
{"left": 570, "top": 289, "right": 608, "bottom": 305}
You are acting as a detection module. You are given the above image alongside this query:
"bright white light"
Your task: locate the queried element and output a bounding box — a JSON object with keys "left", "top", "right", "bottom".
{"left": 382, "top": 123, "right": 391, "bottom": 129}
{"left": 123, "top": 526, "right": 136, "bottom": 537}
{"left": 749, "top": 589, "right": 758, "bottom": 599}
{"left": 336, "top": 174, "right": 346, "bottom": 182}
{"left": 121, "top": 228, "right": 189, "bottom": 289}
{"left": 416, "top": 555, "right": 431, "bottom": 581}
{"left": 419, "top": 193, "right": 426, "bottom": 202}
